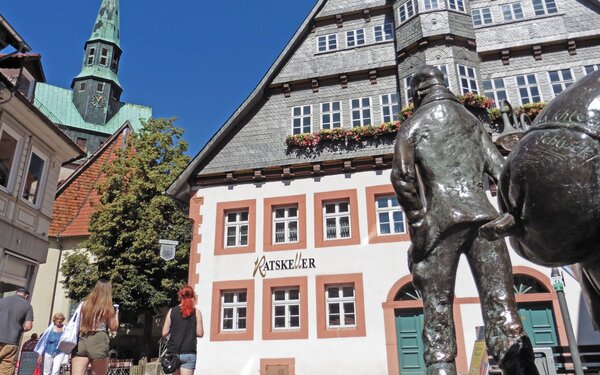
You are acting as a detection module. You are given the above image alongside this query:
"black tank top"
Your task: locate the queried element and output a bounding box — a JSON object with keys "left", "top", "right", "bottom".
{"left": 166, "top": 306, "right": 197, "bottom": 354}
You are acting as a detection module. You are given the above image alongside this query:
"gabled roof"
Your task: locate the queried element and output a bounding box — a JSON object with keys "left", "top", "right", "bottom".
{"left": 34, "top": 82, "right": 151, "bottom": 134}
{"left": 0, "top": 53, "right": 45, "bottom": 82}
{"left": 165, "top": 0, "right": 329, "bottom": 201}
{"left": 49, "top": 122, "right": 132, "bottom": 238}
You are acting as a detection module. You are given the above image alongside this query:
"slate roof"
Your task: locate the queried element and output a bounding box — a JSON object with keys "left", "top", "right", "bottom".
{"left": 167, "top": 0, "right": 392, "bottom": 199}
{"left": 49, "top": 122, "right": 132, "bottom": 238}
{"left": 34, "top": 82, "right": 151, "bottom": 134}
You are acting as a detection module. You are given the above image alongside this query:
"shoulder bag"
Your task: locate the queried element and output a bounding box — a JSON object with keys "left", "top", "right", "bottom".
{"left": 58, "top": 302, "right": 83, "bottom": 353}
{"left": 160, "top": 311, "right": 191, "bottom": 374}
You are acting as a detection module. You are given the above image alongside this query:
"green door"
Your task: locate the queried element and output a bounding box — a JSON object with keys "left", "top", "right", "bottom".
{"left": 396, "top": 309, "right": 426, "bottom": 375}
{"left": 518, "top": 302, "right": 558, "bottom": 347}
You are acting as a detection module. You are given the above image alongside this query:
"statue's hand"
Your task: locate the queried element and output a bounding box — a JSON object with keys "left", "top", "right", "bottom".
{"left": 479, "top": 213, "right": 517, "bottom": 241}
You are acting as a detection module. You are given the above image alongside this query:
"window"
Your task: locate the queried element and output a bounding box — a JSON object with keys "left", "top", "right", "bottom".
{"left": 211, "top": 279, "right": 255, "bottom": 341}
{"left": 448, "top": 0, "right": 465, "bottom": 12}
{"left": 376, "top": 195, "right": 406, "bottom": 235}
{"left": 225, "top": 210, "right": 249, "bottom": 247}
{"left": 366, "top": 185, "right": 410, "bottom": 244}
{"left": 316, "top": 274, "right": 366, "bottom": 338}
{"left": 326, "top": 285, "right": 356, "bottom": 328}
{"left": 262, "top": 277, "right": 308, "bottom": 340}
{"left": 472, "top": 8, "right": 493, "bottom": 26}
{"left": 424, "top": 0, "right": 440, "bottom": 11}
{"left": 548, "top": 69, "right": 574, "bottom": 97}
{"left": 75, "top": 137, "right": 88, "bottom": 151}
{"left": 0, "top": 253, "right": 36, "bottom": 298}
{"left": 434, "top": 64, "right": 450, "bottom": 88}
{"left": 96, "top": 82, "right": 104, "bottom": 93}
{"left": 79, "top": 82, "right": 86, "bottom": 92}
{"left": 532, "top": 0, "right": 557, "bottom": 15}
{"left": 321, "top": 102, "right": 342, "bottom": 129}
{"left": 404, "top": 75, "right": 413, "bottom": 105}
{"left": 314, "top": 190, "right": 360, "bottom": 247}
{"left": 273, "top": 206, "right": 299, "bottom": 244}
{"left": 346, "top": 29, "right": 365, "bottom": 47}
{"left": 584, "top": 64, "right": 600, "bottom": 75}
{"left": 516, "top": 74, "right": 542, "bottom": 104}
{"left": 502, "top": 3, "right": 524, "bottom": 21}
{"left": 317, "top": 34, "right": 337, "bottom": 52}
{"left": 0, "top": 125, "right": 22, "bottom": 192}
{"left": 22, "top": 147, "right": 47, "bottom": 207}
{"left": 221, "top": 290, "right": 247, "bottom": 331}
{"left": 350, "top": 97, "right": 372, "bottom": 126}
{"left": 86, "top": 47, "right": 95, "bottom": 65}
{"left": 457, "top": 65, "right": 479, "bottom": 94}
{"left": 272, "top": 287, "right": 300, "bottom": 330}
{"left": 264, "top": 195, "right": 306, "bottom": 252}
{"left": 374, "top": 24, "right": 394, "bottom": 42}
{"left": 291, "top": 105, "right": 311, "bottom": 135}
{"left": 380, "top": 94, "right": 400, "bottom": 123}
{"left": 399, "top": 0, "right": 416, "bottom": 23}
{"left": 323, "top": 200, "right": 351, "bottom": 240}
{"left": 110, "top": 55, "right": 119, "bottom": 73}
{"left": 215, "top": 200, "right": 256, "bottom": 255}
{"left": 483, "top": 78, "right": 508, "bottom": 108}
{"left": 99, "top": 48, "right": 109, "bottom": 66}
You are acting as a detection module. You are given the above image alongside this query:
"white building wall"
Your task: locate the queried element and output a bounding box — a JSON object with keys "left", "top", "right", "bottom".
{"left": 190, "top": 168, "right": 600, "bottom": 375}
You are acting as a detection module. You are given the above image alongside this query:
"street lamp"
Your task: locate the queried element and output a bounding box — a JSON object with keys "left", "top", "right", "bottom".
{"left": 551, "top": 267, "right": 583, "bottom": 375}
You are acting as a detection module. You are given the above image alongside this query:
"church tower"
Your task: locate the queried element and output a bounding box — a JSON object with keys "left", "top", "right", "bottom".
{"left": 71, "top": 0, "right": 122, "bottom": 126}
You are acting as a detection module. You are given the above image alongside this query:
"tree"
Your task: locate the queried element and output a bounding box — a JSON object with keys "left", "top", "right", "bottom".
{"left": 61, "top": 118, "right": 191, "bottom": 350}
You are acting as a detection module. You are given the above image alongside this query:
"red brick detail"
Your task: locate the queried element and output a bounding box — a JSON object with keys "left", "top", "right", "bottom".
{"left": 188, "top": 195, "right": 204, "bottom": 286}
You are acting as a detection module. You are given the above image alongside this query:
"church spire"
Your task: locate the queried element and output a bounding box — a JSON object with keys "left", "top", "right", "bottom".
{"left": 71, "top": 0, "right": 123, "bottom": 126}
{"left": 89, "top": 0, "right": 120, "bottom": 48}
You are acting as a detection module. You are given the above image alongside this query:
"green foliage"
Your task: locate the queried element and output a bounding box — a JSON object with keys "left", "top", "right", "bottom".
{"left": 61, "top": 118, "right": 192, "bottom": 323}
{"left": 60, "top": 252, "right": 98, "bottom": 301}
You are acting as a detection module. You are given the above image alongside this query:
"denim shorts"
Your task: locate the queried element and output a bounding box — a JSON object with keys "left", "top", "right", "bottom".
{"left": 179, "top": 353, "right": 196, "bottom": 370}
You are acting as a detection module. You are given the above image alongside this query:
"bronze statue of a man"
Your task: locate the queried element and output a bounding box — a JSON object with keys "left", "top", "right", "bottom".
{"left": 390, "top": 65, "right": 538, "bottom": 375}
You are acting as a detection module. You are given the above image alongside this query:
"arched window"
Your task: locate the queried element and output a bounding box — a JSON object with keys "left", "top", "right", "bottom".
{"left": 513, "top": 274, "right": 549, "bottom": 294}
{"left": 394, "top": 283, "right": 422, "bottom": 301}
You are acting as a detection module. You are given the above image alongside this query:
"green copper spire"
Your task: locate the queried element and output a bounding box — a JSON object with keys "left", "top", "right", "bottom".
{"left": 89, "top": 0, "right": 120, "bottom": 48}
{"left": 71, "top": 0, "right": 124, "bottom": 125}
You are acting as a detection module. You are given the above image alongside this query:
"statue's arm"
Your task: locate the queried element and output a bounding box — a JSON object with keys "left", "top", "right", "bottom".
{"left": 391, "top": 134, "right": 425, "bottom": 223}
{"left": 481, "top": 128, "right": 505, "bottom": 182}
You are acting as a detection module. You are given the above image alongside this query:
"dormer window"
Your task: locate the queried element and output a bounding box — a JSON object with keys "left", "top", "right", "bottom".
{"left": 17, "top": 74, "right": 35, "bottom": 101}
{"left": 100, "top": 48, "right": 109, "bottom": 67}
{"left": 87, "top": 48, "right": 96, "bottom": 65}
{"left": 110, "top": 55, "right": 119, "bottom": 73}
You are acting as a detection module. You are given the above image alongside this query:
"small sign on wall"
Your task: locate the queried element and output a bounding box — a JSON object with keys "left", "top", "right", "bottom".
{"left": 159, "top": 239, "right": 178, "bottom": 261}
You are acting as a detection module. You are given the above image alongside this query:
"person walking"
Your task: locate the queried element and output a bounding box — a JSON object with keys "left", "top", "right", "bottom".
{"left": 390, "top": 65, "right": 538, "bottom": 375}
{"left": 0, "top": 287, "right": 34, "bottom": 375}
{"left": 34, "top": 313, "right": 67, "bottom": 375}
{"left": 161, "top": 286, "right": 204, "bottom": 375}
{"left": 70, "top": 280, "right": 119, "bottom": 375}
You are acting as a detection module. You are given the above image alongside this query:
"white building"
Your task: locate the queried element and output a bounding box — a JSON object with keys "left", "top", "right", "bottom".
{"left": 167, "top": 0, "right": 600, "bottom": 373}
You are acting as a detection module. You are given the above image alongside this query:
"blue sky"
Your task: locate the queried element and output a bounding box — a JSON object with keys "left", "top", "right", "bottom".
{"left": 2, "top": 1, "right": 317, "bottom": 155}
